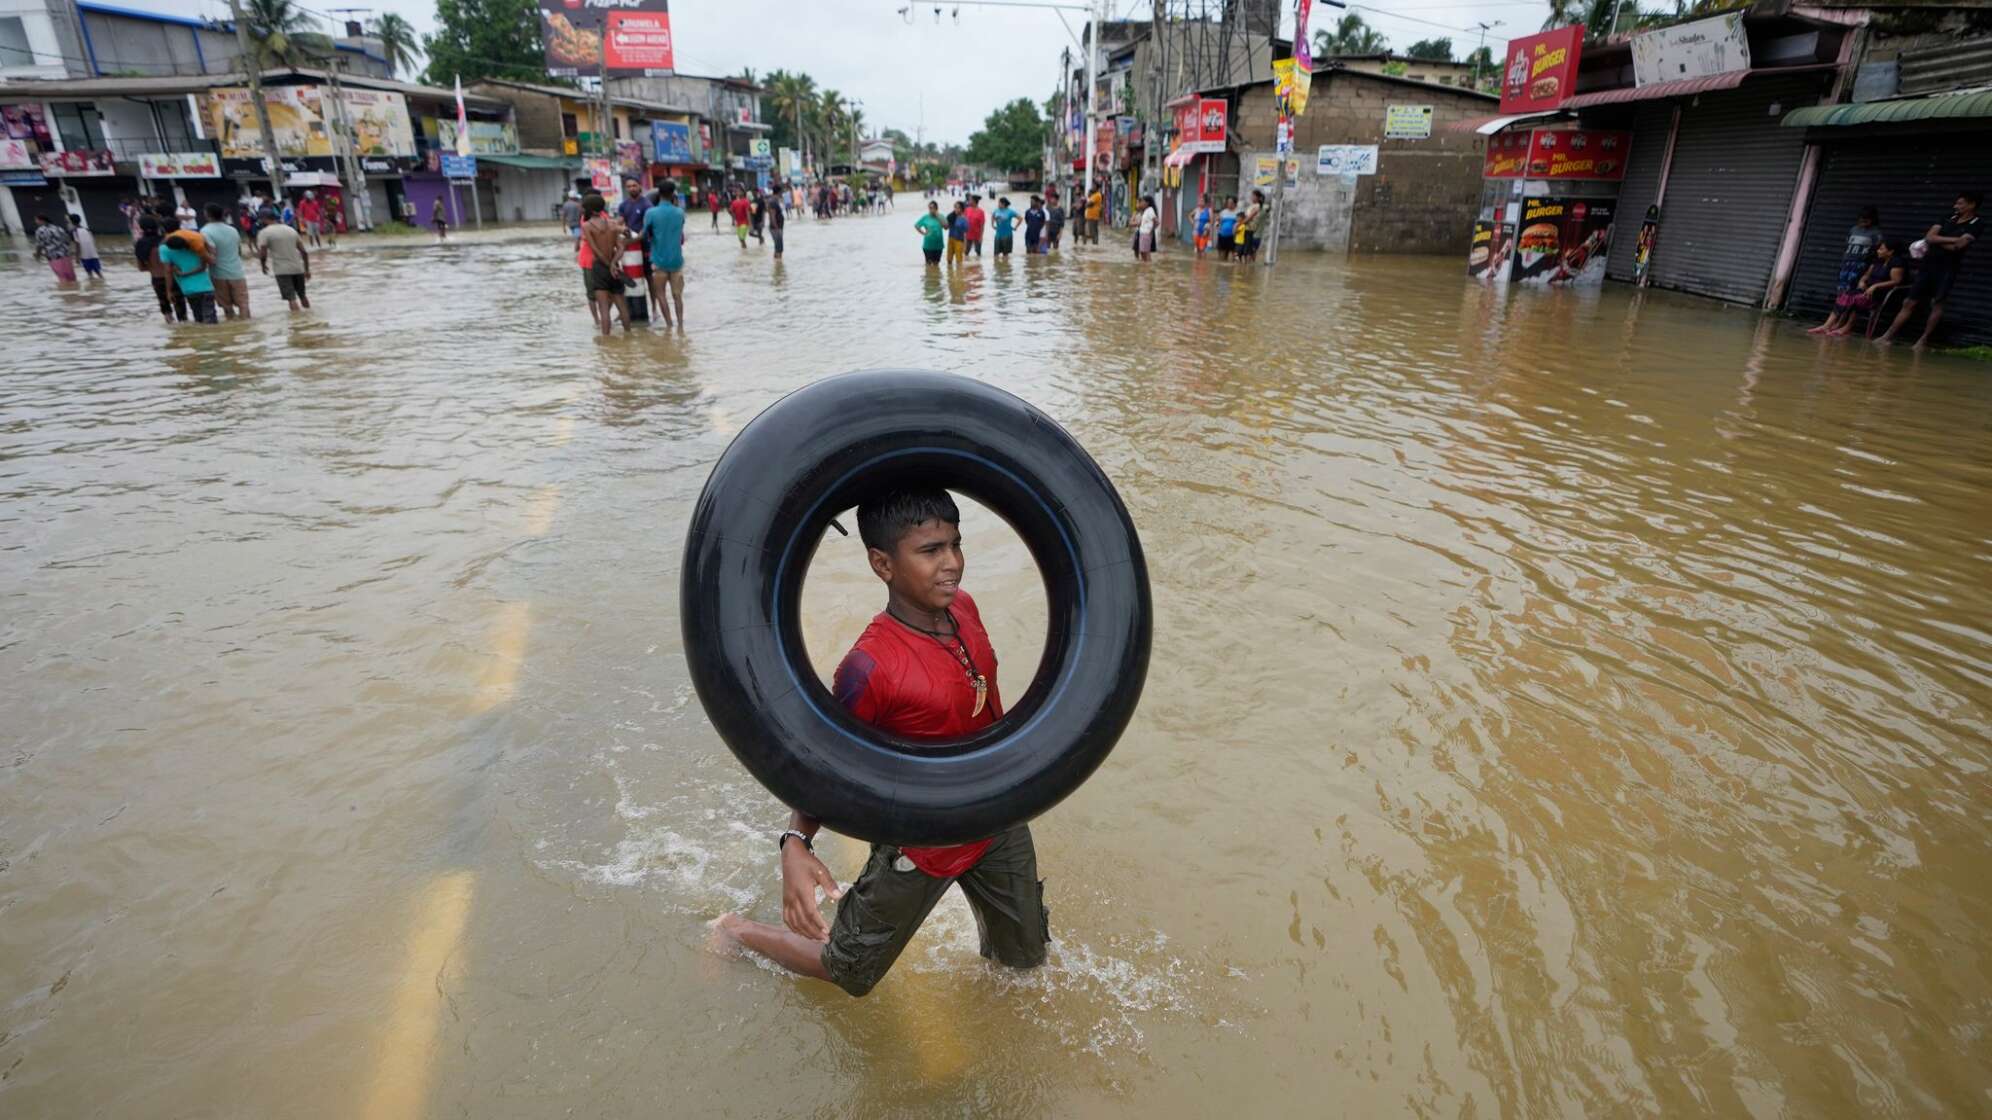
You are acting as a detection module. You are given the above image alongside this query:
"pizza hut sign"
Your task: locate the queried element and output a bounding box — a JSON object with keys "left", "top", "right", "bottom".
{"left": 1499, "top": 26, "right": 1584, "bottom": 115}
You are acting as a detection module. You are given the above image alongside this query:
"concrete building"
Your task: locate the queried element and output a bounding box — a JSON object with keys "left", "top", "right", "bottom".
{"left": 473, "top": 78, "right": 714, "bottom": 205}
{"left": 0, "top": 1, "right": 391, "bottom": 81}
{"left": 1188, "top": 64, "right": 1495, "bottom": 253}
{"left": 606, "top": 73, "right": 767, "bottom": 190}
{"left": 1324, "top": 53, "right": 1483, "bottom": 90}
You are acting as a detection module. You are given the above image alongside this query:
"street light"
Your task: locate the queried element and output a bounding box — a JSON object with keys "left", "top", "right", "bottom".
{"left": 1473, "top": 21, "right": 1503, "bottom": 89}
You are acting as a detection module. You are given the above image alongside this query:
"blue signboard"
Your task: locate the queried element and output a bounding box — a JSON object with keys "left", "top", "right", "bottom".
{"left": 440, "top": 153, "right": 478, "bottom": 180}
{"left": 652, "top": 120, "right": 692, "bottom": 164}
{"left": 0, "top": 170, "right": 47, "bottom": 186}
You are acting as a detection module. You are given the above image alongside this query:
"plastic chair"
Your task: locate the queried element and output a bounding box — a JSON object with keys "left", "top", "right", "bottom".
{"left": 1863, "top": 287, "right": 1910, "bottom": 339}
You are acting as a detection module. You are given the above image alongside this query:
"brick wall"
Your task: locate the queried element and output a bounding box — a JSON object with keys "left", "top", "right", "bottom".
{"left": 1234, "top": 71, "right": 1492, "bottom": 254}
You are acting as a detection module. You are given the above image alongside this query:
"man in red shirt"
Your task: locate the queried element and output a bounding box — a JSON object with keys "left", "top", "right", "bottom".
{"left": 728, "top": 188, "right": 752, "bottom": 249}
{"left": 712, "top": 488, "right": 1050, "bottom": 996}
{"left": 297, "top": 191, "right": 323, "bottom": 248}
{"left": 963, "top": 193, "right": 986, "bottom": 257}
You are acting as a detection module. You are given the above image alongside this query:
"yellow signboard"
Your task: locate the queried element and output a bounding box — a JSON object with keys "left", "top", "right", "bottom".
{"left": 1273, "top": 58, "right": 1311, "bottom": 117}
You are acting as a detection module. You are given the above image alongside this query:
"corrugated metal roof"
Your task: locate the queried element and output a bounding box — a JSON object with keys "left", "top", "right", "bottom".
{"left": 1782, "top": 86, "right": 1992, "bottom": 127}
{"left": 1560, "top": 64, "right": 1839, "bottom": 109}
{"left": 1562, "top": 70, "right": 1751, "bottom": 108}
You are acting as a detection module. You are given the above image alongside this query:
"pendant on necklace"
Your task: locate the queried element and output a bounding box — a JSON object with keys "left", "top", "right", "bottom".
{"left": 971, "top": 675, "right": 987, "bottom": 718}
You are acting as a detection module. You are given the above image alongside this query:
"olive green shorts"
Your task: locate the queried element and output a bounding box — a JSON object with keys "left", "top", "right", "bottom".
{"left": 819, "top": 823, "right": 1049, "bottom": 997}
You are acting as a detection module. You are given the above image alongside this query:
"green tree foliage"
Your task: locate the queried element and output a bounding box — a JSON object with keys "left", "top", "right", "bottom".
{"left": 964, "top": 97, "right": 1045, "bottom": 173}
{"left": 242, "top": 0, "right": 334, "bottom": 66}
{"left": 1314, "top": 14, "right": 1387, "bottom": 58}
{"left": 422, "top": 0, "right": 546, "bottom": 85}
{"left": 369, "top": 13, "right": 421, "bottom": 79}
{"left": 1405, "top": 38, "right": 1453, "bottom": 62}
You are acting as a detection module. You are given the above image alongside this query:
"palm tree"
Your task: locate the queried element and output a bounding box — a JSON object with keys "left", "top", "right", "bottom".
{"left": 815, "top": 88, "right": 847, "bottom": 168}
{"left": 369, "top": 13, "right": 419, "bottom": 79}
{"left": 1315, "top": 13, "right": 1386, "bottom": 58}
{"left": 765, "top": 69, "right": 818, "bottom": 166}
{"left": 241, "top": 0, "right": 334, "bottom": 66}
{"left": 847, "top": 106, "right": 866, "bottom": 166}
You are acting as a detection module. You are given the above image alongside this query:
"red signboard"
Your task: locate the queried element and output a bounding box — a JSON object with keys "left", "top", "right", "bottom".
{"left": 1172, "top": 97, "right": 1226, "bottom": 154}
{"left": 539, "top": 0, "right": 674, "bottom": 78}
{"left": 1523, "top": 128, "right": 1630, "bottom": 181}
{"left": 1095, "top": 119, "right": 1116, "bottom": 160}
{"left": 606, "top": 9, "right": 674, "bottom": 72}
{"left": 1483, "top": 130, "right": 1531, "bottom": 178}
{"left": 38, "top": 148, "right": 115, "bottom": 176}
{"left": 1499, "top": 26, "right": 1584, "bottom": 114}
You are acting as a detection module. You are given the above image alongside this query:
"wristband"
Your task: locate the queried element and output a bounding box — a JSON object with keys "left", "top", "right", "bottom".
{"left": 778, "top": 829, "right": 812, "bottom": 854}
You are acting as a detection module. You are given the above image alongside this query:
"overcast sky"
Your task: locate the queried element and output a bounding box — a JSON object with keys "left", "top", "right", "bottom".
{"left": 133, "top": 0, "right": 1559, "bottom": 144}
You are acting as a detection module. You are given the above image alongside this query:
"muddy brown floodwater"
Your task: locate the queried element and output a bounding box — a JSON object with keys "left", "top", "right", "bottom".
{"left": 2, "top": 214, "right": 1990, "bottom": 1118}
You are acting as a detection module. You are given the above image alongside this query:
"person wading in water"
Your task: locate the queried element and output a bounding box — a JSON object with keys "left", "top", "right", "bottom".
{"left": 710, "top": 488, "right": 1051, "bottom": 996}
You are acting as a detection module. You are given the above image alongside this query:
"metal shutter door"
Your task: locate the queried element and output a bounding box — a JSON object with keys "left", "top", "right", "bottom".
{"left": 1787, "top": 132, "right": 1992, "bottom": 345}
{"left": 1605, "top": 102, "right": 1675, "bottom": 282}
{"left": 1647, "top": 76, "right": 1823, "bottom": 304}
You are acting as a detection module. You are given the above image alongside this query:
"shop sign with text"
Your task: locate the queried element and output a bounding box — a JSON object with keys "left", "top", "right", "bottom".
{"left": 1384, "top": 104, "right": 1433, "bottom": 139}
{"left": 139, "top": 152, "right": 221, "bottom": 178}
{"left": 1499, "top": 26, "right": 1584, "bottom": 114}
{"left": 1522, "top": 129, "right": 1629, "bottom": 180}
{"left": 39, "top": 149, "right": 114, "bottom": 176}
{"left": 1482, "top": 130, "right": 1530, "bottom": 178}
{"left": 1633, "top": 12, "right": 1749, "bottom": 87}
{"left": 1172, "top": 97, "right": 1226, "bottom": 155}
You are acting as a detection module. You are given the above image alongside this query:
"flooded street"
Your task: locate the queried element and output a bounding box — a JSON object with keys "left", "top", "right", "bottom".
{"left": 4, "top": 214, "right": 1991, "bottom": 1118}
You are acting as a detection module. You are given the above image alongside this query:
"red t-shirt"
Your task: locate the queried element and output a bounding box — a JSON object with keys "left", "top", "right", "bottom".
{"left": 299, "top": 198, "right": 321, "bottom": 223}
{"left": 964, "top": 205, "right": 986, "bottom": 240}
{"left": 833, "top": 590, "right": 1003, "bottom": 878}
{"left": 729, "top": 197, "right": 751, "bottom": 226}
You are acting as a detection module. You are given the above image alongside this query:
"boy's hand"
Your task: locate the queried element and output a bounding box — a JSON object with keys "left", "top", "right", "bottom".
{"left": 780, "top": 844, "right": 842, "bottom": 941}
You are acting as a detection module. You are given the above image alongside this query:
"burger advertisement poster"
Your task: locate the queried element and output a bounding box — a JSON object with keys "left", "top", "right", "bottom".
{"left": 1499, "top": 26, "right": 1583, "bottom": 115}
{"left": 1512, "top": 197, "right": 1614, "bottom": 287}
{"left": 539, "top": 0, "right": 675, "bottom": 78}
{"left": 1519, "top": 129, "right": 1629, "bottom": 181}
{"left": 1467, "top": 220, "right": 1514, "bottom": 282}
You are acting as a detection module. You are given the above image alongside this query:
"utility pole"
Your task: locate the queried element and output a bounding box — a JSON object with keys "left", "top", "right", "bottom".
{"left": 1472, "top": 21, "right": 1502, "bottom": 90}
{"left": 1082, "top": 0, "right": 1101, "bottom": 206}
{"left": 226, "top": 0, "right": 286, "bottom": 200}
{"left": 322, "top": 57, "right": 373, "bottom": 230}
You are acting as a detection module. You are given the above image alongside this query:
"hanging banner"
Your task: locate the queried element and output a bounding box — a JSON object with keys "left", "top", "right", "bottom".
{"left": 1272, "top": 58, "right": 1310, "bottom": 118}
{"left": 1499, "top": 26, "right": 1584, "bottom": 114}
{"left": 539, "top": 0, "right": 676, "bottom": 78}
{"left": 1, "top": 102, "right": 52, "bottom": 143}
{"left": 1633, "top": 12, "right": 1749, "bottom": 86}
{"left": 1293, "top": 0, "right": 1342, "bottom": 76}
{"left": 39, "top": 149, "right": 115, "bottom": 176}
{"left": 138, "top": 152, "right": 221, "bottom": 178}
{"left": 1513, "top": 196, "right": 1614, "bottom": 287}
{"left": 1523, "top": 128, "right": 1630, "bottom": 180}
{"left": 586, "top": 157, "right": 615, "bottom": 191}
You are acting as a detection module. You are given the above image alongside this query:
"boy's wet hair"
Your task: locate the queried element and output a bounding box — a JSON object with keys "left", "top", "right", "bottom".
{"left": 857, "top": 487, "right": 960, "bottom": 554}
{"left": 583, "top": 193, "right": 606, "bottom": 215}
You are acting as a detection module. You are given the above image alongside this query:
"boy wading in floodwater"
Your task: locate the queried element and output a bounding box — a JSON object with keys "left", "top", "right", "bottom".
{"left": 712, "top": 488, "right": 1051, "bottom": 997}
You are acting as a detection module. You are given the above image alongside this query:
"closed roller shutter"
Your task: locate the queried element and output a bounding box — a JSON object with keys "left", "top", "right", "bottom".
{"left": 1605, "top": 102, "right": 1675, "bottom": 282}
{"left": 1787, "top": 131, "right": 1992, "bottom": 346}
{"left": 1646, "top": 75, "right": 1827, "bottom": 304}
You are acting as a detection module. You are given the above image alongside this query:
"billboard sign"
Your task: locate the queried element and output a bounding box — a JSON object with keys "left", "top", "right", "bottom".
{"left": 539, "top": 0, "right": 676, "bottom": 78}
{"left": 0, "top": 138, "right": 31, "bottom": 170}
{"left": 138, "top": 152, "right": 221, "bottom": 178}
{"left": 435, "top": 118, "right": 519, "bottom": 155}
{"left": 440, "top": 153, "right": 478, "bottom": 179}
{"left": 652, "top": 120, "right": 693, "bottom": 163}
{"left": 1499, "top": 26, "right": 1583, "bottom": 114}
{"left": 39, "top": 149, "right": 115, "bottom": 176}
{"left": 1, "top": 102, "right": 52, "bottom": 143}
{"left": 207, "top": 87, "right": 414, "bottom": 158}
{"left": 1513, "top": 196, "right": 1614, "bottom": 287}
{"left": 1316, "top": 144, "right": 1378, "bottom": 177}
{"left": 1633, "top": 13, "right": 1750, "bottom": 86}
{"left": 1171, "top": 98, "right": 1226, "bottom": 155}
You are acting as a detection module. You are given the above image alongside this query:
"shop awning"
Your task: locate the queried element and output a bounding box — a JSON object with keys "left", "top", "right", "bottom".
{"left": 1782, "top": 87, "right": 1992, "bottom": 128}
{"left": 478, "top": 154, "right": 580, "bottom": 171}
{"left": 1445, "top": 110, "right": 1563, "bottom": 135}
{"left": 1560, "top": 64, "right": 1838, "bottom": 109}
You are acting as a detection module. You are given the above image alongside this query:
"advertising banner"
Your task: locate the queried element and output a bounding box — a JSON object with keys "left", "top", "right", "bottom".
{"left": 435, "top": 118, "right": 519, "bottom": 156}
{"left": 615, "top": 140, "right": 644, "bottom": 177}
{"left": 1, "top": 103, "right": 52, "bottom": 143}
{"left": 1512, "top": 196, "right": 1614, "bottom": 286}
{"left": 1273, "top": 58, "right": 1310, "bottom": 117}
{"left": 1521, "top": 128, "right": 1629, "bottom": 181}
{"left": 1094, "top": 119, "right": 1115, "bottom": 162}
{"left": 1633, "top": 12, "right": 1749, "bottom": 86}
{"left": 1384, "top": 104, "right": 1433, "bottom": 139}
{"left": 39, "top": 149, "right": 114, "bottom": 176}
{"left": 1169, "top": 97, "right": 1226, "bottom": 154}
{"left": 1482, "top": 130, "right": 1529, "bottom": 178}
{"left": 1293, "top": 0, "right": 1342, "bottom": 75}
{"left": 208, "top": 87, "right": 414, "bottom": 158}
{"left": 1316, "top": 144, "right": 1378, "bottom": 177}
{"left": 139, "top": 152, "right": 221, "bottom": 178}
{"left": 1499, "top": 26, "right": 1583, "bottom": 114}
{"left": 1467, "top": 219, "right": 1513, "bottom": 280}
{"left": 0, "top": 138, "right": 31, "bottom": 170}
{"left": 440, "top": 153, "right": 478, "bottom": 180}
{"left": 1252, "top": 156, "right": 1300, "bottom": 189}
{"left": 652, "top": 120, "right": 693, "bottom": 163}
{"left": 586, "top": 157, "right": 615, "bottom": 191}
{"left": 539, "top": 0, "right": 676, "bottom": 78}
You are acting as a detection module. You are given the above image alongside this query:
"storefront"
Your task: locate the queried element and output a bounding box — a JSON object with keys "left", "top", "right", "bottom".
{"left": 1469, "top": 125, "right": 1627, "bottom": 285}
{"left": 1780, "top": 92, "right": 1992, "bottom": 346}
{"left": 480, "top": 154, "right": 574, "bottom": 222}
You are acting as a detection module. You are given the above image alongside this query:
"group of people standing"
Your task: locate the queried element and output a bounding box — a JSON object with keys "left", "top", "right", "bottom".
{"left": 1806, "top": 190, "right": 1980, "bottom": 347}
{"left": 569, "top": 177, "right": 690, "bottom": 336}
{"left": 914, "top": 192, "right": 1069, "bottom": 266}
{"left": 33, "top": 195, "right": 312, "bottom": 324}
{"left": 1188, "top": 192, "right": 1268, "bottom": 262}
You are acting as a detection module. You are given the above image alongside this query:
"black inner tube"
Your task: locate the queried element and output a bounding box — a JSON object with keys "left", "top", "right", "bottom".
{"left": 680, "top": 369, "right": 1151, "bottom": 846}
